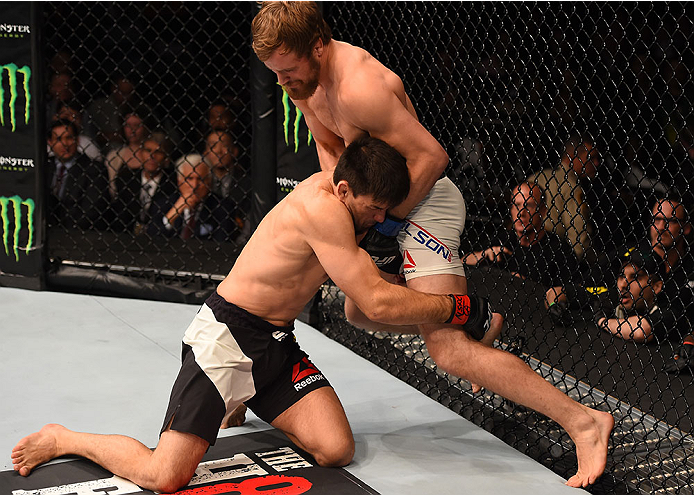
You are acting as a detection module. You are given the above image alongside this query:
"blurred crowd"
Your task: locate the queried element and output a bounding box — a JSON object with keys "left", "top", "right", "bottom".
{"left": 45, "top": 67, "right": 250, "bottom": 244}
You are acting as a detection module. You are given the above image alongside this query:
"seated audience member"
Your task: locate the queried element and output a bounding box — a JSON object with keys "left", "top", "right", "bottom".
{"left": 529, "top": 134, "right": 599, "bottom": 261}
{"left": 46, "top": 72, "right": 76, "bottom": 124}
{"left": 203, "top": 130, "right": 250, "bottom": 242}
{"left": 47, "top": 119, "right": 109, "bottom": 230}
{"left": 552, "top": 247, "right": 687, "bottom": 343}
{"left": 88, "top": 74, "right": 141, "bottom": 150}
{"left": 49, "top": 101, "right": 101, "bottom": 161}
{"left": 208, "top": 101, "right": 236, "bottom": 134}
{"left": 105, "top": 110, "right": 149, "bottom": 199}
{"left": 546, "top": 198, "right": 694, "bottom": 342}
{"left": 463, "top": 181, "right": 578, "bottom": 288}
{"left": 111, "top": 133, "right": 177, "bottom": 235}
{"left": 159, "top": 154, "right": 211, "bottom": 239}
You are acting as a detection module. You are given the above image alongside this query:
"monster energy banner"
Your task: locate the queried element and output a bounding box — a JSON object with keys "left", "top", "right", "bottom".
{"left": 0, "top": 2, "right": 44, "bottom": 289}
{"left": 276, "top": 87, "right": 320, "bottom": 201}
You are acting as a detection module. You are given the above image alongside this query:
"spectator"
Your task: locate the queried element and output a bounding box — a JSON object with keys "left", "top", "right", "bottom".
{"left": 203, "top": 130, "right": 250, "bottom": 242}
{"left": 591, "top": 248, "right": 673, "bottom": 342}
{"left": 111, "top": 132, "right": 177, "bottom": 235}
{"left": 463, "top": 181, "right": 578, "bottom": 288}
{"left": 529, "top": 134, "right": 599, "bottom": 260}
{"left": 208, "top": 101, "right": 236, "bottom": 134}
{"left": 50, "top": 100, "right": 101, "bottom": 161}
{"left": 160, "top": 154, "right": 211, "bottom": 239}
{"left": 46, "top": 72, "right": 75, "bottom": 123}
{"left": 554, "top": 247, "right": 684, "bottom": 343}
{"left": 546, "top": 197, "right": 694, "bottom": 342}
{"left": 88, "top": 74, "right": 141, "bottom": 150}
{"left": 46, "top": 119, "right": 109, "bottom": 230}
{"left": 649, "top": 198, "right": 694, "bottom": 277}
{"left": 104, "top": 110, "right": 150, "bottom": 199}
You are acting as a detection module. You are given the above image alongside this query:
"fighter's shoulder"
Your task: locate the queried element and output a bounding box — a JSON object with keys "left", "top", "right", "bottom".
{"left": 335, "top": 43, "right": 402, "bottom": 102}
{"left": 293, "top": 174, "right": 349, "bottom": 228}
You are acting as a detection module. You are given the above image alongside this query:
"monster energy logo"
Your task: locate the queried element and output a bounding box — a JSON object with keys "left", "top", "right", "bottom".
{"left": 281, "top": 87, "right": 312, "bottom": 153}
{"left": 0, "top": 195, "right": 34, "bottom": 261}
{"left": 0, "top": 63, "right": 31, "bottom": 132}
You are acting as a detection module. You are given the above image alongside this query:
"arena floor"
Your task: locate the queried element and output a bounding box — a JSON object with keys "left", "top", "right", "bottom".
{"left": 0, "top": 287, "right": 583, "bottom": 494}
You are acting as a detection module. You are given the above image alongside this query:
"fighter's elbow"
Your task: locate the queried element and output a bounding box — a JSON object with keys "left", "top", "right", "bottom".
{"left": 435, "top": 146, "right": 449, "bottom": 172}
{"left": 360, "top": 296, "right": 392, "bottom": 324}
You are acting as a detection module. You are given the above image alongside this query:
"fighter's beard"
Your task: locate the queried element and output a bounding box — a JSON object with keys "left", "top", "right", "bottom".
{"left": 283, "top": 79, "right": 319, "bottom": 100}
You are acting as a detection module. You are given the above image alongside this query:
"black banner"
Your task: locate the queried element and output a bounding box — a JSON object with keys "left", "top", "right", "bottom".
{"left": 276, "top": 87, "right": 320, "bottom": 201}
{"left": 1, "top": 430, "right": 379, "bottom": 495}
{"left": 0, "top": 1, "right": 44, "bottom": 289}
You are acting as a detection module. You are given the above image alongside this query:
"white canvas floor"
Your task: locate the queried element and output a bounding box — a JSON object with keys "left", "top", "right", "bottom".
{"left": 0, "top": 287, "right": 583, "bottom": 494}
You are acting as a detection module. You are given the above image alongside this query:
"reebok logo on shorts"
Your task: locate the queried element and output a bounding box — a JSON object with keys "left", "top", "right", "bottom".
{"left": 403, "top": 250, "right": 417, "bottom": 274}
{"left": 292, "top": 357, "right": 325, "bottom": 391}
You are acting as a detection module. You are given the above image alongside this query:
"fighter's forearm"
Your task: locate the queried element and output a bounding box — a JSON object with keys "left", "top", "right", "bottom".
{"left": 600, "top": 316, "right": 653, "bottom": 342}
{"left": 389, "top": 150, "right": 448, "bottom": 219}
{"left": 361, "top": 281, "right": 453, "bottom": 325}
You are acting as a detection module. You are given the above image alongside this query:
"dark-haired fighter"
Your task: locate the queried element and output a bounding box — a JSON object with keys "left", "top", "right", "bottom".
{"left": 12, "top": 137, "right": 499, "bottom": 493}
{"left": 252, "top": 2, "right": 612, "bottom": 487}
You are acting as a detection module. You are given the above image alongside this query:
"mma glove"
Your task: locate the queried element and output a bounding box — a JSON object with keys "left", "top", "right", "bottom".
{"left": 664, "top": 341, "right": 694, "bottom": 375}
{"left": 359, "top": 215, "right": 406, "bottom": 275}
{"left": 446, "top": 294, "right": 493, "bottom": 341}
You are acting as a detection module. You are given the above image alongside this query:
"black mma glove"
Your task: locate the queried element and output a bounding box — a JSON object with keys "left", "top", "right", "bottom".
{"left": 446, "top": 294, "right": 493, "bottom": 341}
{"left": 359, "top": 216, "right": 406, "bottom": 275}
{"left": 664, "top": 341, "right": 694, "bottom": 375}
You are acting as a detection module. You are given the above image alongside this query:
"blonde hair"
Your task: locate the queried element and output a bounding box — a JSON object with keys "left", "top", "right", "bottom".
{"left": 252, "top": 1, "right": 332, "bottom": 61}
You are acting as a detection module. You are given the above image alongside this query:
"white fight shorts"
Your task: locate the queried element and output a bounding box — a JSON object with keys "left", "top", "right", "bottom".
{"left": 398, "top": 176, "right": 466, "bottom": 280}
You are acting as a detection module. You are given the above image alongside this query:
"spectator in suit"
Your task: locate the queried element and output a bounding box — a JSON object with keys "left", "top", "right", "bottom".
{"left": 203, "top": 130, "right": 250, "bottom": 242}
{"left": 50, "top": 101, "right": 102, "bottom": 161}
{"left": 104, "top": 110, "right": 150, "bottom": 199}
{"left": 159, "top": 154, "right": 211, "bottom": 239}
{"left": 463, "top": 181, "right": 579, "bottom": 288}
{"left": 46, "top": 119, "right": 109, "bottom": 230}
{"left": 111, "top": 132, "right": 177, "bottom": 235}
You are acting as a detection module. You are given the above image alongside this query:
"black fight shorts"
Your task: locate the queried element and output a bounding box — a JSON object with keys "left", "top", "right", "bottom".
{"left": 161, "top": 291, "right": 331, "bottom": 445}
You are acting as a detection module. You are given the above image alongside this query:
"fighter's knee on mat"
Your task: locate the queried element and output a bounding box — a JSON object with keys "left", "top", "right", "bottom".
{"left": 147, "top": 466, "right": 197, "bottom": 494}
{"left": 312, "top": 434, "right": 355, "bottom": 467}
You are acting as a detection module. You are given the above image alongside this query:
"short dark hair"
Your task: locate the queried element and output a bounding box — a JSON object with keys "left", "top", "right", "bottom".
{"left": 333, "top": 136, "right": 410, "bottom": 208}
{"left": 48, "top": 118, "right": 78, "bottom": 139}
{"left": 621, "top": 246, "right": 667, "bottom": 282}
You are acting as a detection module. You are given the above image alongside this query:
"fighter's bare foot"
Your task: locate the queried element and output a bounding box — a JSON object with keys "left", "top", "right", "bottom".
{"left": 470, "top": 312, "right": 503, "bottom": 394}
{"left": 565, "top": 409, "right": 614, "bottom": 487}
{"left": 11, "top": 424, "right": 67, "bottom": 476}
{"left": 221, "top": 404, "right": 247, "bottom": 429}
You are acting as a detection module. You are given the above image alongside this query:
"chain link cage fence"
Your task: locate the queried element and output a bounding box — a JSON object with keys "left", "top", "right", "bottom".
{"left": 43, "top": 2, "right": 253, "bottom": 297}
{"left": 42, "top": 2, "right": 693, "bottom": 494}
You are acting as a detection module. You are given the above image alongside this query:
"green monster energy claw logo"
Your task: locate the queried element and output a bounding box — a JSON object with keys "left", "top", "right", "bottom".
{"left": 281, "top": 86, "right": 312, "bottom": 153}
{"left": 0, "top": 63, "right": 31, "bottom": 132}
{"left": 0, "top": 195, "right": 34, "bottom": 261}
